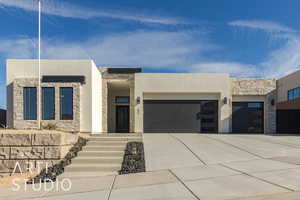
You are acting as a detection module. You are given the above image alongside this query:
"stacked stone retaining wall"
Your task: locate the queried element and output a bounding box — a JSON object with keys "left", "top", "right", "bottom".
{"left": 0, "top": 132, "right": 78, "bottom": 177}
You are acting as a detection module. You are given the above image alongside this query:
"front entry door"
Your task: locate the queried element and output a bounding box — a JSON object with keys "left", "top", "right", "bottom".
{"left": 116, "top": 105, "right": 130, "bottom": 133}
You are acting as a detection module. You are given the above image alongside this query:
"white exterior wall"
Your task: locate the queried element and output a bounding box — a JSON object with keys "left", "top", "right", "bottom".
{"left": 6, "top": 59, "right": 102, "bottom": 132}
{"left": 134, "top": 73, "right": 231, "bottom": 133}
{"left": 91, "top": 61, "right": 102, "bottom": 133}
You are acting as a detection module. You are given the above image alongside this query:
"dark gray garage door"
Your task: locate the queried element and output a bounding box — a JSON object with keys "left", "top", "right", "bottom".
{"left": 232, "top": 102, "right": 264, "bottom": 133}
{"left": 143, "top": 100, "right": 218, "bottom": 133}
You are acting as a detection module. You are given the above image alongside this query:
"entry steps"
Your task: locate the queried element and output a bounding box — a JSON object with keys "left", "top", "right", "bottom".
{"left": 60, "top": 134, "right": 142, "bottom": 178}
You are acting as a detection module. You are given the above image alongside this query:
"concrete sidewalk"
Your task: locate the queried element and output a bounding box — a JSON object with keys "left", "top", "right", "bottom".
{"left": 1, "top": 134, "right": 300, "bottom": 200}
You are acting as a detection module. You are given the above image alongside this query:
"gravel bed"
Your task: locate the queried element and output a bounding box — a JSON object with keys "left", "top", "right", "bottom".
{"left": 119, "top": 142, "right": 145, "bottom": 174}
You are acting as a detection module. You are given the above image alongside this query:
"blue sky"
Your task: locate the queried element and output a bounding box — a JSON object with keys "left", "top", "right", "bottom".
{"left": 0, "top": 0, "right": 300, "bottom": 109}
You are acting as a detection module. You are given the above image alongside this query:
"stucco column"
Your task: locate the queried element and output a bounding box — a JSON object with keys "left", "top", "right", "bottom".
{"left": 129, "top": 80, "right": 135, "bottom": 133}
{"left": 102, "top": 79, "right": 108, "bottom": 133}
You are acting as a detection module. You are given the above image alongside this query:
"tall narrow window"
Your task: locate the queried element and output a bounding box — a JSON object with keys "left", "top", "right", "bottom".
{"left": 42, "top": 87, "right": 55, "bottom": 120}
{"left": 60, "top": 87, "right": 73, "bottom": 120}
{"left": 23, "top": 87, "right": 37, "bottom": 120}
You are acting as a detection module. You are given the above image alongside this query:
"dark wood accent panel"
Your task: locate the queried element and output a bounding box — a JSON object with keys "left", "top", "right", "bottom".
{"left": 42, "top": 76, "right": 85, "bottom": 84}
{"left": 277, "top": 98, "right": 300, "bottom": 110}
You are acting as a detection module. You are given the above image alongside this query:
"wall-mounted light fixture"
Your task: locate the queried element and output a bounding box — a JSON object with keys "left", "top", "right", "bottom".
{"left": 136, "top": 97, "right": 141, "bottom": 104}
{"left": 223, "top": 97, "right": 228, "bottom": 105}
{"left": 271, "top": 99, "right": 275, "bottom": 106}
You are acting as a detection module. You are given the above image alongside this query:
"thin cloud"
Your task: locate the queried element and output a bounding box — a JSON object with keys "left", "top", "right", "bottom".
{"left": 0, "top": 31, "right": 216, "bottom": 69}
{"left": 228, "top": 20, "right": 295, "bottom": 33}
{"left": 189, "top": 62, "right": 258, "bottom": 77}
{"left": 1, "top": 29, "right": 299, "bottom": 78}
{"left": 0, "top": 0, "right": 184, "bottom": 25}
{"left": 261, "top": 35, "right": 300, "bottom": 78}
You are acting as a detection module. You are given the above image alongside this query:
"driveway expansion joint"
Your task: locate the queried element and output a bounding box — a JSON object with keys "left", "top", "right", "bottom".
{"left": 220, "top": 163, "right": 295, "bottom": 192}
{"left": 168, "top": 169, "right": 201, "bottom": 200}
{"left": 169, "top": 134, "right": 207, "bottom": 165}
{"left": 203, "top": 135, "right": 265, "bottom": 159}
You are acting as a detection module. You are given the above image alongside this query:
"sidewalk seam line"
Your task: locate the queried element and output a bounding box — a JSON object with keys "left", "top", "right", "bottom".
{"left": 220, "top": 163, "right": 295, "bottom": 192}
{"left": 169, "top": 134, "right": 207, "bottom": 165}
{"left": 169, "top": 169, "right": 201, "bottom": 200}
{"left": 107, "top": 175, "right": 117, "bottom": 200}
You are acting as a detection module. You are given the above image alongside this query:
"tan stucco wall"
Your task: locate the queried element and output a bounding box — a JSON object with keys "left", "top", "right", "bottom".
{"left": 135, "top": 73, "right": 231, "bottom": 133}
{"left": 6, "top": 59, "right": 102, "bottom": 132}
{"left": 277, "top": 70, "right": 300, "bottom": 103}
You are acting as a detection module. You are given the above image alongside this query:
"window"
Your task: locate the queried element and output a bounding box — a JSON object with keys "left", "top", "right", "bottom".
{"left": 23, "top": 87, "right": 37, "bottom": 120}
{"left": 60, "top": 87, "right": 73, "bottom": 120}
{"left": 42, "top": 87, "right": 55, "bottom": 120}
{"left": 248, "top": 103, "right": 262, "bottom": 108}
{"left": 115, "top": 96, "right": 130, "bottom": 103}
{"left": 288, "top": 88, "right": 300, "bottom": 100}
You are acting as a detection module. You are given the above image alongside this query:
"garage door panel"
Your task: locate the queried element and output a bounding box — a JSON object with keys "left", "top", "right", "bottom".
{"left": 143, "top": 100, "right": 218, "bottom": 133}
{"left": 232, "top": 102, "right": 264, "bottom": 133}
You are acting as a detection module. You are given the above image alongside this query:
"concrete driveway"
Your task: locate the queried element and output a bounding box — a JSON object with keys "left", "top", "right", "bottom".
{"left": 1, "top": 133, "right": 300, "bottom": 200}
{"left": 143, "top": 133, "right": 300, "bottom": 170}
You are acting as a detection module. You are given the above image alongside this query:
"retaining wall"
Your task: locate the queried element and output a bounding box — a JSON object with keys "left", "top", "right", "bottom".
{"left": 0, "top": 131, "right": 78, "bottom": 177}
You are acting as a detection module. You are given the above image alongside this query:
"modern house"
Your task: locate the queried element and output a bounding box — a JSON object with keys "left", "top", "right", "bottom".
{"left": 7, "top": 59, "right": 295, "bottom": 134}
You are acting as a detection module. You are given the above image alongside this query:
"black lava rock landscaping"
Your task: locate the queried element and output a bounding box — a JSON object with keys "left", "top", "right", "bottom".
{"left": 27, "top": 136, "right": 87, "bottom": 184}
{"left": 119, "top": 142, "right": 146, "bottom": 174}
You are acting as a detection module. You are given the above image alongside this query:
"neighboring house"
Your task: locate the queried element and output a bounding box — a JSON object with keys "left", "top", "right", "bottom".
{"left": 276, "top": 70, "right": 300, "bottom": 133}
{"left": 0, "top": 109, "right": 6, "bottom": 127}
{"left": 6, "top": 59, "right": 278, "bottom": 134}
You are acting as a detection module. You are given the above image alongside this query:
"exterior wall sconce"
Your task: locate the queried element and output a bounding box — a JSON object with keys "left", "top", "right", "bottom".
{"left": 223, "top": 97, "right": 228, "bottom": 105}
{"left": 271, "top": 99, "right": 275, "bottom": 106}
{"left": 136, "top": 97, "right": 141, "bottom": 104}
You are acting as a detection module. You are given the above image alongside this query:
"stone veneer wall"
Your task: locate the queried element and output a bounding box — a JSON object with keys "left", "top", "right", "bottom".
{"left": 0, "top": 132, "right": 78, "bottom": 176}
{"left": 13, "top": 78, "right": 80, "bottom": 132}
{"left": 231, "top": 78, "right": 277, "bottom": 134}
{"left": 101, "top": 68, "right": 135, "bottom": 133}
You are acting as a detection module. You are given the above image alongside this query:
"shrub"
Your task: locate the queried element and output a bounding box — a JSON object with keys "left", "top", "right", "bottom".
{"left": 42, "top": 123, "right": 57, "bottom": 130}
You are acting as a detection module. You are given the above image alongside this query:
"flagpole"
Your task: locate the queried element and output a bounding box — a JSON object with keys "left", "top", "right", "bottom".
{"left": 38, "top": 0, "right": 41, "bottom": 129}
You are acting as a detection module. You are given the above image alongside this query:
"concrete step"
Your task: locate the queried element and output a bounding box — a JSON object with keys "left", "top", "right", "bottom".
{"left": 88, "top": 137, "right": 142, "bottom": 142}
{"left": 78, "top": 150, "right": 124, "bottom": 157}
{"left": 72, "top": 156, "right": 123, "bottom": 164}
{"left": 58, "top": 171, "right": 118, "bottom": 179}
{"left": 90, "top": 134, "right": 142, "bottom": 137}
{"left": 87, "top": 140, "right": 128, "bottom": 146}
{"left": 83, "top": 146, "right": 125, "bottom": 151}
{"left": 64, "top": 164, "right": 121, "bottom": 172}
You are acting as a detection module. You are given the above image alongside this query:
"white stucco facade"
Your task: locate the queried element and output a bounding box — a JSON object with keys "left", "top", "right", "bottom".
{"left": 6, "top": 59, "right": 276, "bottom": 134}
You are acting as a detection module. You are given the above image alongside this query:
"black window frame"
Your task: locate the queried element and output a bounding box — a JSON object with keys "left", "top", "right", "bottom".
{"left": 60, "top": 87, "right": 74, "bottom": 120}
{"left": 42, "top": 87, "right": 55, "bottom": 120}
{"left": 288, "top": 87, "right": 300, "bottom": 100}
{"left": 115, "top": 96, "right": 130, "bottom": 104}
{"left": 23, "top": 87, "right": 37, "bottom": 120}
